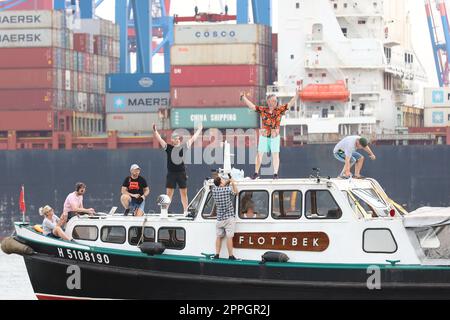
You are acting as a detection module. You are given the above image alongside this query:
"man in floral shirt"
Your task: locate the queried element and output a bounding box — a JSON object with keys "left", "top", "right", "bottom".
{"left": 241, "top": 92, "right": 298, "bottom": 179}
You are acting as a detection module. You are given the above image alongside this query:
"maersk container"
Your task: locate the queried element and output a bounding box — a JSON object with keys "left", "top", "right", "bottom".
{"left": 106, "top": 92, "right": 170, "bottom": 113}
{"left": 171, "top": 86, "right": 266, "bottom": 108}
{"left": 171, "top": 44, "right": 269, "bottom": 66}
{"left": 171, "top": 108, "right": 259, "bottom": 129}
{"left": 0, "top": 68, "right": 63, "bottom": 89}
{"left": 174, "top": 24, "right": 271, "bottom": 46}
{"left": 106, "top": 113, "right": 161, "bottom": 133}
{"left": 0, "top": 110, "right": 53, "bottom": 131}
{"left": 0, "top": 10, "right": 65, "bottom": 29}
{"left": 171, "top": 65, "right": 267, "bottom": 87}
{"left": 0, "top": 28, "right": 63, "bottom": 48}
{"left": 106, "top": 73, "right": 170, "bottom": 93}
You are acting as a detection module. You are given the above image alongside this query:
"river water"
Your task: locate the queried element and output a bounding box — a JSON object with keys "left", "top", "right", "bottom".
{"left": 0, "top": 251, "right": 36, "bottom": 300}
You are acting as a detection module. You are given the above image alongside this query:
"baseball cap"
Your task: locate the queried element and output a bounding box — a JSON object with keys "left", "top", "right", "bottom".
{"left": 359, "top": 137, "right": 369, "bottom": 147}
{"left": 130, "top": 164, "right": 141, "bottom": 172}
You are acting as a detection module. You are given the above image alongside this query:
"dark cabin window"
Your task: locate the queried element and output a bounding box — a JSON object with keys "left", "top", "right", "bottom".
{"left": 73, "top": 226, "right": 98, "bottom": 241}
{"left": 101, "top": 226, "right": 126, "bottom": 244}
{"left": 272, "top": 190, "right": 302, "bottom": 220}
{"left": 239, "top": 191, "right": 269, "bottom": 219}
{"left": 305, "top": 190, "right": 342, "bottom": 219}
{"left": 158, "top": 228, "right": 186, "bottom": 250}
{"left": 128, "top": 227, "right": 155, "bottom": 246}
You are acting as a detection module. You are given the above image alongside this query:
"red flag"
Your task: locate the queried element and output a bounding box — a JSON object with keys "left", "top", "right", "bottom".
{"left": 19, "top": 185, "right": 26, "bottom": 215}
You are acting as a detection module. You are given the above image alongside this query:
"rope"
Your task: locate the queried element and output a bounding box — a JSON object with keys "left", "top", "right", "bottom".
{"left": 137, "top": 217, "right": 148, "bottom": 247}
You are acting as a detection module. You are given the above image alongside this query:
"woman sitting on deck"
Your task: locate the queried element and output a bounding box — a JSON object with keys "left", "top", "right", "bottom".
{"left": 39, "top": 205, "right": 72, "bottom": 241}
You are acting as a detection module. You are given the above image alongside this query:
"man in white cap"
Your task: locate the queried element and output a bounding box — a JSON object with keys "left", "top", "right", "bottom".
{"left": 120, "top": 164, "right": 150, "bottom": 216}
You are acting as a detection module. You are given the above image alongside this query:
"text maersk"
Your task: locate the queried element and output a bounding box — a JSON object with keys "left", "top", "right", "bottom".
{"left": 0, "top": 33, "right": 41, "bottom": 43}
{"left": 0, "top": 15, "right": 41, "bottom": 25}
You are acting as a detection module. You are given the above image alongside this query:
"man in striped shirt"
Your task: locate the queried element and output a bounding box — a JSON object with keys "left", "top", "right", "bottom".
{"left": 212, "top": 175, "right": 238, "bottom": 260}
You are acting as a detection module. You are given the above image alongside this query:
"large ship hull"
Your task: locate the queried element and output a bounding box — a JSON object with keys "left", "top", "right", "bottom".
{"left": 18, "top": 237, "right": 450, "bottom": 300}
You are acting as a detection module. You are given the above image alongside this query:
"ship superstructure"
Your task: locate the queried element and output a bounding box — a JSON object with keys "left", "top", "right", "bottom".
{"left": 271, "top": 0, "right": 427, "bottom": 138}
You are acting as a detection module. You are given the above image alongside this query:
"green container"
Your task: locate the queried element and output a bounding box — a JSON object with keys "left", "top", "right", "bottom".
{"left": 171, "top": 108, "right": 260, "bottom": 129}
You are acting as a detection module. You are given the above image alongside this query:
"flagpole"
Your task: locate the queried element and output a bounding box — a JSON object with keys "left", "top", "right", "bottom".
{"left": 22, "top": 185, "right": 25, "bottom": 224}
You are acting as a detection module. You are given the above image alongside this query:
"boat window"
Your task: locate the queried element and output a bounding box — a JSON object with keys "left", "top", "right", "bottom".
{"left": 363, "top": 229, "right": 398, "bottom": 254}
{"left": 72, "top": 226, "right": 98, "bottom": 241}
{"left": 414, "top": 226, "right": 450, "bottom": 259}
{"left": 352, "top": 189, "right": 389, "bottom": 217}
{"left": 305, "top": 190, "right": 342, "bottom": 219}
{"left": 202, "top": 192, "right": 217, "bottom": 219}
{"left": 128, "top": 227, "right": 156, "bottom": 246}
{"left": 158, "top": 227, "right": 186, "bottom": 250}
{"left": 239, "top": 191, "right": 269, "bottom": 219}
{"left": 272, "top": 190, "right": 302, "bottom": 220}
{"left": 101, "top": 226, "right": 126, "bottom": 244}
{"left": 342, "top": 191, "right": 365, "bottom": 218}
{"left": 187, "top": 188, "right": 206, "bottom": 218}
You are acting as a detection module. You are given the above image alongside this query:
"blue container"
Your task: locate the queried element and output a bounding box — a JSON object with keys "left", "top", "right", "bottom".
{"left": 106, "top": 73, "right": 170, "bottom": 93}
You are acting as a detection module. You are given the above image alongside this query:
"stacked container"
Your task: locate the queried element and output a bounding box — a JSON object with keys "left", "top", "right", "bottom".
{"left": 105, "top": 73, "right": 171, "bottom": 134}
{"left": 0, "top": 8, "right": 120, "bottom": 136}
{"left": 170, "top": 24, "right": 272, "bottom": 129}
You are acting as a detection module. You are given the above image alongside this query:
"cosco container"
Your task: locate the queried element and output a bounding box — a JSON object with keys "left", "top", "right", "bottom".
{"left": 174, "top": 24, "right": 271, "bottom": 45}
{"left": 171, "top": 44, "right": 269, "bottom": 66}
{"left": 171, "top": 108, "right": 259, "bottom": 129}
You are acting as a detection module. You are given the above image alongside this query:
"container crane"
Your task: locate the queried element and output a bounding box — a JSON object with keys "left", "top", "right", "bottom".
{"left": 425, "top": 0, "right": 450, "bottom": 87}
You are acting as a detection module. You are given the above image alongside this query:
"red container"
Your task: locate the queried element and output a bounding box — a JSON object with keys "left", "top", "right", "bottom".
{"left": 0, "top": 89, "right": 58, "bottom": 111}
{"left": 171, "top": 65, "right": 267, "bottom": 87}
{"left": 4, "top": 0, "right": 53, "bottom": 10}
{"left": 0, "top": 111, "right": 53, "bottom": 131}
{"left": 74, "top": 33, "right": 89, "bottom": 53}
{"left": 0, "top": 69, "right": 60, "bottom": 89}
{"left": 0, "top": 48, "right": 58, "bottom": 69}
{"left": 171, "top": 86, "right": 266, "bottom": 108}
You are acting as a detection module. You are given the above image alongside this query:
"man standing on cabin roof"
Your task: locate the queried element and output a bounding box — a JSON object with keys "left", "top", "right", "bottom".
{"left": 121, "top": 164, "right": 150, "bottom": 216}
{"left": 333, "top": 136, "right": 376, "bottom": 179}
{"left": 153, "top": 123, "right": 203, "bottom": 213}
{"left": 62, "top": 182, "right": 96, "bottom": 221}
{"left": 212, "top": 175, "right": 238, "bottom": 260}
{"left": 240, "top": 91, "right": 298, "bottom": 179}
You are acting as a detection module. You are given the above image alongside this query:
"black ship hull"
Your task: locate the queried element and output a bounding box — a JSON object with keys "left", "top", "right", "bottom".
{"left": 19, "top": 240, "right": 450, "bottom": 300}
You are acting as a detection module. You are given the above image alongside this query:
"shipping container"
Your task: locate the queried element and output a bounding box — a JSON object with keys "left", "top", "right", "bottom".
{"left": 0, "top": 89, "right": 62, "bottom": 110}
{"left": 171, "top": 86, "right": 266, "bottom": 108}
{"left": 0, "top": 110, "right": 53, "bottom": 131}
{"left": 106, "top": 113, "right": 161, "bottom": 133}
{"left": 424, "top": 107, "right": 450, "bottom": 128}
{"left": 171, "top": 65, "right": 267, "bottom": 87}
{"left": 0, "top": 10, "right": 64, "bottom": 29}
{"left": 74, "top": 33, "right": 93, "bottom": 53}
{"left": 0, "top": 68, "right": 63, "bottom": 89}
{"left": 171, "top": 108, "right": 259, "bottom": 129}
{"left": 171, "top": 44, "right": 269, "bottom": 66}
{"left": 0, "top": 28, "right": 63, "bottom": 48}
{"left": 3, "top": 0, "right": 53, "bottom": 11}
{"left": 174, "top": 24, "right": 271, "bottom": 45}
{"left": 106, "top": 92, "right": 170, "bottom": 113}
{"left": 0, "top": 47, "right": 64, "bottom": 68}
{"left": 106, "top": 73, "right": 170, "bottom": 93}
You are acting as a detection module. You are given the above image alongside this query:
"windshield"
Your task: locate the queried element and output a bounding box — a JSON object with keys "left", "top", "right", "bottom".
{"left": 414, "top": 226, "right": 450, "bottom": 260}
{"left": 187, "top": 188, "right": 206, "bottom": 218}
{"left": 351, "top": 188, "right": 390, "bottom": 217}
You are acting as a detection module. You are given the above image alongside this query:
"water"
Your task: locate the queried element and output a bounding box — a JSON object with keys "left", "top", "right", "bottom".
{"left": 0, "top": 250, "right": 36, "bottom": 300}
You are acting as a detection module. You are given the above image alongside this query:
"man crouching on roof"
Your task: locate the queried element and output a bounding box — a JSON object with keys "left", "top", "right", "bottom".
{"left": 212, "top": 175, "right": 238, "bottom": 261}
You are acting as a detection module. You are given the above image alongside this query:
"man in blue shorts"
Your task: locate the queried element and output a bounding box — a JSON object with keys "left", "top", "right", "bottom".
{"left": 333, "top": 136, "right": 376, "bottom": 179}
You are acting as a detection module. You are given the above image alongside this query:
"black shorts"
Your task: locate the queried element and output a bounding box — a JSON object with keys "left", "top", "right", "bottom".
{"left": 166, "top": 171, "right": 188, "bottom": 189}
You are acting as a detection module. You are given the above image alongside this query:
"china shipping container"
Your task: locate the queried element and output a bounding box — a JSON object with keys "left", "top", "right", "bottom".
{"left": 170, "top": 44, "right": 270, "bottom": 66}
{"left": 0, "top": 110, "right": 53, "bottom": 131}
{"left": 174, "top": 24, "right": 271, "bottom": 46}
{"left": 170, "top": 108, "right": 259, "bottom": 129}
{"left": 170, "top": 86, "right": 266, "bottom": 108}
{"left": 0, "top": 68, "right": 63, "bottom": 89}
{"left": 0, "top": 10, "right": 65, "bottom": 29}
{"left": 106, "top": 113, "right": 161, "bottom": 132}
{"left": 171, "top": 65, "right": 267, "bottom": 87}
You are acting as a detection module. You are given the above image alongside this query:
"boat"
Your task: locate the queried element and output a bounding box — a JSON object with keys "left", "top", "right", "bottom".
{"left": 4, "top": 150, "right": 450, "bottom": 300}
